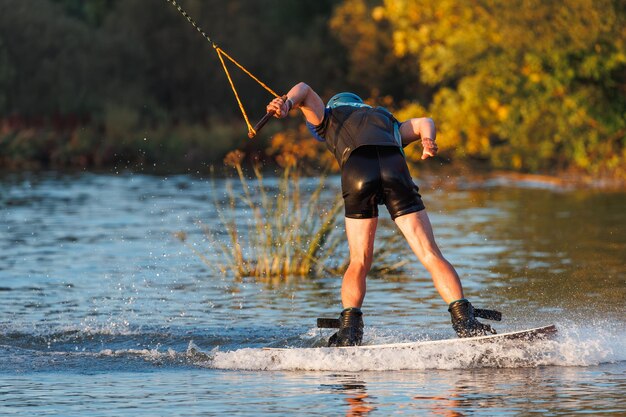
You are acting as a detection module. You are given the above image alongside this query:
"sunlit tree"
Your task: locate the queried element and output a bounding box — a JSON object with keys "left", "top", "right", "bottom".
{"left": 333, "top": 0, "right": 626, "bottom": 176}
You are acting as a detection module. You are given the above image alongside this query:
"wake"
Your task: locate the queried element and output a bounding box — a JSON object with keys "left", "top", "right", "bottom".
{"left": 1, "top": 321, "right": 623, "bottom": 372}
{"left": 203, "top": 322, "right": 625, "bottom": 371}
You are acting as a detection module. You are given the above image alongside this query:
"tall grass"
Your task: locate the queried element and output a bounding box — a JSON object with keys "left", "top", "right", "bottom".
{"left": 221, "top": 151, "right": 345, "bottom": 277}
{"left": 177, "top": 150, "right": 410, "bottom": 279}
{"left": 180, "top": 150, "right": 344, "bottom": 278}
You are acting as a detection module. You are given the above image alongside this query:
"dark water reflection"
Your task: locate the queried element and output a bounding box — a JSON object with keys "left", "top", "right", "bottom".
{"left": 0, "top": 172, "right": 624, "bottom": 415}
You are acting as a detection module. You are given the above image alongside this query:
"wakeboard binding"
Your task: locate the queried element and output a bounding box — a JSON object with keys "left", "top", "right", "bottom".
{"left": 448, "top": 299, "right": 502, "bottom": 337}
{"left": 318, "top": 307, "right": 363, "bottom": 347}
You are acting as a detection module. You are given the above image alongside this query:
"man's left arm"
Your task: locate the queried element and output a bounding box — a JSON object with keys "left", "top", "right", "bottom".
{"left": 399, "top": 118, "right": 438, "bottom": 160}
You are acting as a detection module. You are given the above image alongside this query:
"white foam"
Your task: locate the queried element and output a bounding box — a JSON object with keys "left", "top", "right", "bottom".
{"left": 98, "top": 347, "right": 177, "bottom": 359}
{"left": 207, "top": 322, "right": 626, "bottom": 371}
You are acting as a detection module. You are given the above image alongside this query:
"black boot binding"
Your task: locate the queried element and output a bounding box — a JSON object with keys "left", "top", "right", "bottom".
{"left": 448, "top": 299, "right": 501, "bottom": 338}
{"left": 327, "top": 308, "right": 364, "bottom": 347}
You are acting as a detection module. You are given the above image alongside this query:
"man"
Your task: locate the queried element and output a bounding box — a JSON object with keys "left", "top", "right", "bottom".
{"left": 267, "top": 82, "right": 498, "bottom": 346}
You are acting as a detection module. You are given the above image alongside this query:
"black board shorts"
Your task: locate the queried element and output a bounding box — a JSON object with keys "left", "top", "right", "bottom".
{"left": 341, "top": 145, "right": 425, "bottom": 220}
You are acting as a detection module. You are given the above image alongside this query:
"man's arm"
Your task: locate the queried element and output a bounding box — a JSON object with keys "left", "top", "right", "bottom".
{"left": 399, "top": 117, "right": 438, "bottom": 160}
{"left": 266, "top": 82, "right": 325, "bottom": 125}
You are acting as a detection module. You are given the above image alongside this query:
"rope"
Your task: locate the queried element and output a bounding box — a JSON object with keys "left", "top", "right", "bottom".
{"left": 216, "top": 48, "right": 279, "bottom": 98}
{"left": 164, "top": 0, "right": 279, "bottom": 137}
{"left": 164, "top": 0, "right": 216, "bottom": 47}
{"left": 216, "top": 47, "right": 279, "bottom": 137}
{"left": 215, "top": 48, "right": 255, "bottom": 135}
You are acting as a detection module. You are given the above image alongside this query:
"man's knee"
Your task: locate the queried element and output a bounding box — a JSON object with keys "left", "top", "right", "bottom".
{"left": 420, "top": 250, "right": 450, "bottom": 270}
{"left": 348, "top": 256, "right": 373, "bottom": 275}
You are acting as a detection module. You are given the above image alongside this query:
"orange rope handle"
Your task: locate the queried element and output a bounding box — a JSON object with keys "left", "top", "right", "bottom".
{"left": 216, "top": 47, "right": 280, "bottom": 99}
{"left": 216, "top": 48, "right": 256, "bottom": 136}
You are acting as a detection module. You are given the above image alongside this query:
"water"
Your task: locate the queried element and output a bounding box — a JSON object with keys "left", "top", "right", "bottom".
{"left": 1, "top": 171, "right": 625, "bottom": 416}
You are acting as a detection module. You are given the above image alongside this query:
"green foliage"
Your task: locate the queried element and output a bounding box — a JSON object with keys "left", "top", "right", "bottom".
{"left": 0, "top": 0, "right": 346, "bottom": 122}
{"left": 0, "top": 0, "right": 351, "bottom": 171}
{"left": 51, "top": 0, "right": 117, "bottom": 27}
{"left": 0, "top": 0, "right": 624, "bottom": 178}
{"left": 0, "top": 119, "right": 238, "bottom": 171}
{"left": 0, "top": 36, "right": 14, "bottom": 114}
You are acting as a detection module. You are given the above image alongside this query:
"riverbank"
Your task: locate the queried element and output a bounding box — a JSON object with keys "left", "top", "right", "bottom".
{"left": 413, "top": 164, "right": 626, "bottom": 191}
{"left": 2, "top": 158, "right": 625, "bottom": 191}
{"left": 1, "top": 120, "right": 625, "bottom": 189}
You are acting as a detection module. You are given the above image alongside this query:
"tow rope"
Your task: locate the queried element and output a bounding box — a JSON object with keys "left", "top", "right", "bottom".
{"left": 164, "top": 0, "right": 279, "bottom": 137}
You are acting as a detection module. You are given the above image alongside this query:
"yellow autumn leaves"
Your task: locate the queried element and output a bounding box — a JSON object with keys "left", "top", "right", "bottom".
{"left": 331, "top": 0, "right": 625, "bottom": 176}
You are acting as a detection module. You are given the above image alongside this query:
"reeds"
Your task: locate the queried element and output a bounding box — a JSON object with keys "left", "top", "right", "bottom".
{"left": 198, "top": 151, "right": 345, "bottom": 278}
{"left": 177, "top": 150, "right": 410, "bottom": 279}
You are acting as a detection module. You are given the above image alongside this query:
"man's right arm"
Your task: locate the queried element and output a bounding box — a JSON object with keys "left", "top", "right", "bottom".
{"left": 266, "top": 82, "right": 325, "bottom": 126}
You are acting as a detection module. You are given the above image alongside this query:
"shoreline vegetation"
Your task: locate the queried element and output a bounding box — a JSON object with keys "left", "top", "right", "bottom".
{"left": 0, "top": 0, "right": 624, "bottom": 182}
{"left": 174, "top": 150, "right": 409, "bottom": 279}
{"left": 1, "top": 120, "right": 624, "bottom": 190}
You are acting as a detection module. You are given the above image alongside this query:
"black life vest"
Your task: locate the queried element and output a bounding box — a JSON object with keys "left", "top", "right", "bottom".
{"left": 309, "top": 105, "right": 402, "bottom": 168}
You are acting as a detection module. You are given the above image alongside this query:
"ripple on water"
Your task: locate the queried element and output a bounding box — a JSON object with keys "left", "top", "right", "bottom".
{"left": 0, "top": 172, "right": 625, "bottom": 416}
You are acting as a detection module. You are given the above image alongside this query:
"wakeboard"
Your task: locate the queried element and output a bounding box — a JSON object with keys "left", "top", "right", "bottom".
{"left": 263, "top": 324, "right": 557, "bottom": 351}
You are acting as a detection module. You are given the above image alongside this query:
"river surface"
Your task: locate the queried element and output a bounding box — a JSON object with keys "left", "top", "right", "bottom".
{"left": 1, "top": 171, "right": 624, "bottom": 416}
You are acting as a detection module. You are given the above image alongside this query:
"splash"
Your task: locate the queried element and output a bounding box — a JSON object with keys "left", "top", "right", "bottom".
{"left": 2, "top": 321, "right": 623, "bottom": 372}
{"left": 205, "top": 322, "right": 626, "bottom": 371}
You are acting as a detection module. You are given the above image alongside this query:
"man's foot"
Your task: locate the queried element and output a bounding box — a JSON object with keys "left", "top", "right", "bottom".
{"left": 448, "top": 299, "right": 497, "bottom": 338}
{"left": 328, "top": 308, "right": 363, "bottom": 347}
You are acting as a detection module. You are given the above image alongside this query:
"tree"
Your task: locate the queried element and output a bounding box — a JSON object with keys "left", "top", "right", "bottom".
{"left": 333, "top": 0, "right": 626, "bottom": 176}
{"left": 0, "top": 36, "right": 15, "bottom": 114}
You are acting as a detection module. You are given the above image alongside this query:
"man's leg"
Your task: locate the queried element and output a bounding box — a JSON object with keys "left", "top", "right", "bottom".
{"left": 394, "top": 210, "right": 464, "bottom": 304}
{"left": 329, "top": 217, "right": 376, "bottom": 346}
{"left": 342, "top": 217, "right": 378, "bottom": 308}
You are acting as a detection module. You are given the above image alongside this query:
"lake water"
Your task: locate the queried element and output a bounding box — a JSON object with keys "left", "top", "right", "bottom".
{"left": 1, "top": 171, "right": 624, "bottom": 416}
